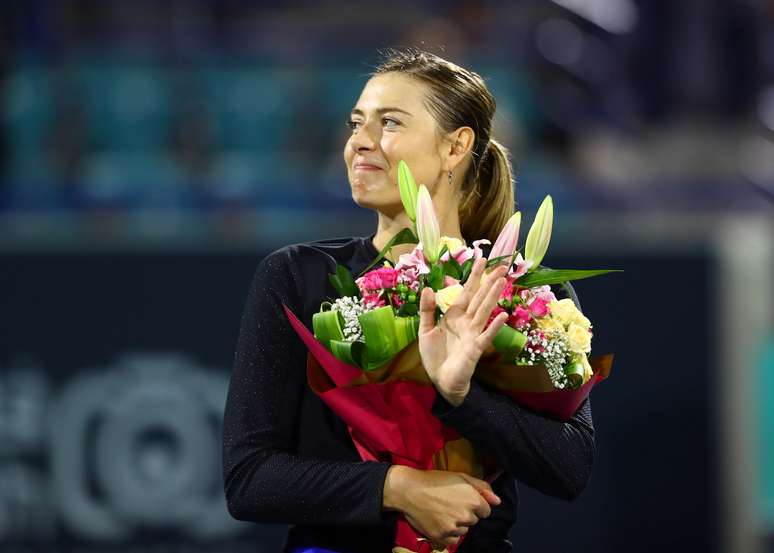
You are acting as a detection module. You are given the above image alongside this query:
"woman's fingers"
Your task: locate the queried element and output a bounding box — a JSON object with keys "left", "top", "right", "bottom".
{"left": 472, "top": 274, "right": 507, "bottom": 331}
{"left": 452, "top": 257, "right": 486, "bottom": 311}
{"left": 476, "top": 311, "right": 508, "bottom": 351}
{"left": 418, "top": 286, "right": 437, "bottom": 336}
{"left": 466, "top": 264, "right": 507, "bottom": 320}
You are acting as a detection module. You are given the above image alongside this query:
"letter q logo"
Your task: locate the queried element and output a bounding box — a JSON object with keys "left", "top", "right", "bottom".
{"left": 48, "top": 353, "right": 244, "bottom": 540}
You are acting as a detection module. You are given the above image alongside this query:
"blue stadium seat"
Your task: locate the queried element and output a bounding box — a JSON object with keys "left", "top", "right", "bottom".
{"left": 4, "top": 151, "right": 65, "bottom": 210}
{"left": 79, "top": 152, "right": 192, "bottom": 209}
{"left": 205, "top": 150, "right": 312, "bottom": 207}
{"left": 2, "top": 65, "right": 55, "bottom": 151}
{"left": 199, "top": 67, "right": 299, "bottom": 152}
{"left": 73, "top": 63, "right": 172, "bottom": 151}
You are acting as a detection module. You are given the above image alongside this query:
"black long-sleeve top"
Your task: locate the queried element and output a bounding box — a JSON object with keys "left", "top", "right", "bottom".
{"left": 222, "top": 232, "right": 595, "bottom": 553}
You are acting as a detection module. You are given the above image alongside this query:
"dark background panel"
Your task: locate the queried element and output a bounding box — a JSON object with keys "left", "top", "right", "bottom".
{"left": 0, "top": 250, "right": 716, "bottom": 553}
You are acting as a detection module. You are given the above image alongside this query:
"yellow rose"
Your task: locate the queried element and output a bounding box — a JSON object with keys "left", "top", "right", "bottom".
{"left": 438, "top": 236, "right": 467, "bottom": 258}
{"left": 578, "top": 354, "right": 593, "bottom": 384}
{"left": 548, "top": 298, "right": 578, "bottom": 328}
{"left": 435, "top": 284, "right": 464, "bottom": 313}
{"left": 536, "top": 316, "right": 564, "bottom": 336}
{"left": 566, "top": 322, "right": 592, "bottom": 353}
{"left": 571, "top": 311, "right": 592, "bottom": 329}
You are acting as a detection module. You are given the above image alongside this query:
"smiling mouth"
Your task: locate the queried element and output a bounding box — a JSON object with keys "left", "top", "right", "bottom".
{"left": 353, "top": 164, "right": 383, "bottom": 171}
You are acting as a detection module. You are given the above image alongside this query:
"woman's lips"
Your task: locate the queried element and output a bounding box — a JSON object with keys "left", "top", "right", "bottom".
{"left": 353, "top": 163, "right": 383, "bottom": 171}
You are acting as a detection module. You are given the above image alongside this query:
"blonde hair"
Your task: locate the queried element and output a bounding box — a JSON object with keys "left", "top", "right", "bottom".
{"left": 372, "top": 47, "right": 515, "bottom": 243}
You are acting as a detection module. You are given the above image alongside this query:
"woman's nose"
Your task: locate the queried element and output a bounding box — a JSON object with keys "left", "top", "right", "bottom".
{"left": 350, "top": 121, "right": 378, "bottom": 151}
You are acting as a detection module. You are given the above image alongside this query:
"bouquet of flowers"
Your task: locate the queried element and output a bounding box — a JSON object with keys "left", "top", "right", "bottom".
{"left": 283, "top": 160, "right": 618, "bottom": 553}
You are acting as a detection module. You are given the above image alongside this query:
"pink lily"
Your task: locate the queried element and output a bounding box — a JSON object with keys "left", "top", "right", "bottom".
{"left": 506, "top": 253, "right": 533, "bottom": 283}
{"left": 395, "top": 244, "right": 431, "bottom": 275}
{"left": 472, "top": 239, "right": 491, "bottom": 260}
{"left": 489, "top": 212, "right": 522, "bottom": 266}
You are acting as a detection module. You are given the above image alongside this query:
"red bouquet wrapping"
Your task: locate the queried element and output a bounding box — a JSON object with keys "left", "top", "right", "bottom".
{"left": 283, "top": 303, "right": 613, "bottom": 553}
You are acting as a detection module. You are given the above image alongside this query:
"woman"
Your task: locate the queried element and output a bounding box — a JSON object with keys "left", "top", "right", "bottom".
{"left": 222, "top": 48, "right": 595, "bottom": 553}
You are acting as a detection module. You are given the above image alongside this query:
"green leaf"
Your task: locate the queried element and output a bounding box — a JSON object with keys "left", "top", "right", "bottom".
{"left": 312, "top": 310, "right": 345, "bottom": 351}
{"left": 516, "top": 267, "right": 623, "bottom": 288}
{"left": 486, "top": 254, "right": 512, "bottom": 268}
{"left": 445, "top": 256, "right": 462, "bottom": 280}
{"left": 357, "top": 227, "right": 419, "bottom": 276}
{"left": 564, "top": 359, "right": 584, "bottom": 390}
{"left": 359, "top": 306, "right": 398, "bottom": 360}
{"left": 330, "top": 339, "right": 364, "bottom": 366}
{"left": 397, "top": 302, "right": 419, "bottom": 316}
{"left": 461, "top": 258, "right": 474, "bottom": 282}
{"left": 444, "top": 262, "right": 461, "bottom": 280}
{"left": 492, "top": 324, "right": 528, "bottom": 363}
{"left": 328, "top": 273, "right": 344, "bottom": 298}
{"left": 328, "top": 264, "right": 359, "bottom": 297}
{"left": 394, "top": 315, "right": 420, "bottom": 350}
{"left": 428, "top": 264, "right": 445, "bottom": 291}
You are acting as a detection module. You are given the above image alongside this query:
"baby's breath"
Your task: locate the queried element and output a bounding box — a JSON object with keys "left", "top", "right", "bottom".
{"left": 331, "top": 296, "right": 366, "bottom": 342}
{"left": 517, "top": 326, "right": 572, "bottom": 389}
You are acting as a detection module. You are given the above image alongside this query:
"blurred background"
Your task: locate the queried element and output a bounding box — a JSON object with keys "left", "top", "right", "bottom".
{"left": 0, "top": 1, "right": 772, "bottom": 552}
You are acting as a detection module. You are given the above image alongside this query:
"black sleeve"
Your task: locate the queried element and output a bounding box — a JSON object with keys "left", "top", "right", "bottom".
{"left": 430, "top": 281, "right": 595, "bottom": 501}
{"left": 221, "top": 250, "right": 394, "bottom": 526}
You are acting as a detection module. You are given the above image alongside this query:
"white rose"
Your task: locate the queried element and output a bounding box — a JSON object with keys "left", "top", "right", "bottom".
{"left": 438, "top": 235, "right": 466, "bottom": 254}
{"left": 548, "top": 298, "right": 578, "bottom": 327}
{"left": 566, "top": 322, "right": 592, "bottom": 353}
{"left": 579, "top": 354, "right": 593, "bottom": 384}
{"left": 435, "top": 284, "right": 464, "bottom": 313}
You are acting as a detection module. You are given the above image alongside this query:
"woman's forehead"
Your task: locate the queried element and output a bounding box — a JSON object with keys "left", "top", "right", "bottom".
{"left": 354, "top": 73, "right": 427, "bottom": 114}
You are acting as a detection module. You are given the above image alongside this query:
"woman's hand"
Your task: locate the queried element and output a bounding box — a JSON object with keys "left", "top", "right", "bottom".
{"left": 383, "top": 465, "right": 502, "bottom": 549}
{"left": 418, "top": 257, "right": 510, "bottom": 406}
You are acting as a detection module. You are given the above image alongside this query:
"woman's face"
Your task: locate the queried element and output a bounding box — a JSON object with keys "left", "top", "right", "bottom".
{"left": 344, "top": 72, "right": 447, "bottom": 217}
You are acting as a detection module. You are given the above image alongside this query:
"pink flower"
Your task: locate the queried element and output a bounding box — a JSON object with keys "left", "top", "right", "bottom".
{"left": 439, "top": 241, "right": 474, "bottom": 264}
{"left": 397, "top": 266, "right": 420, "bottom": 292}
{"left": 362, "top": 292, "right": 385, "bottom": 308}
{"left": 509, "top": 305, "right": 532, "bottom": 329}
{"left": 356, "top": 267, "right": 399, "bottom": 296}
{"left": 506, "top": 253, "right": 533, "bottom": 281}
{"left": 531, "top": 285, "right": 557, "bottom": 304}
{"left": 471, "top": 239, "right": 491, "bottom": 261}
{"left": 528, "top": 297, "right": 550, "bottom": 317}
{"left": 395, "top": 244, "right": 431, "bottom": 275}
{"left": 500, "top": 281, "right": 515, "bottom": 303}
{"left": 517, "top": 285, "right": 557, "bottom": 319}
{"left": 487, "top": 305, "right": 507, "bottom": 326}
{"left": 356, "top": 267, "right": 401, "bottom": 308}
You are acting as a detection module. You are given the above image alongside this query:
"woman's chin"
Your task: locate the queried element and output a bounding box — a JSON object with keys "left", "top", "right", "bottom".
{"left": 350, "top": 188, "right": 377, "bottom": 209}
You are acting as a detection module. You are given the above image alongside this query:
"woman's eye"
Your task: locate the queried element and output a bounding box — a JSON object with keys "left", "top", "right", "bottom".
{"left": 346, "top": 117, "right": 400, "bottom": 131}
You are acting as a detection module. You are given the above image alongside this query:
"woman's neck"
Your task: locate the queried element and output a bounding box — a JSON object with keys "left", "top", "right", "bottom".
{"left": 372, "top": 209, "right": 464, "bottom": 264}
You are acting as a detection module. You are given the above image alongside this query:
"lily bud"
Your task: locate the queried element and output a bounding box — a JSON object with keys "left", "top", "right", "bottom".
{"left": 489, "top": 211, "right": 521, "bottom": 266}
{"left": 416, "top": 185, "right": 441, "bottom": 263}
{"left": 397, "top": 160, "right": 418, "bottom": 222}
{"left": 524, "top": 195, "right": 553, "bottom": 270}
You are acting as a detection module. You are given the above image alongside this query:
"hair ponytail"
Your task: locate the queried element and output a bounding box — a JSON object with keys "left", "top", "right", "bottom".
{"left": 458, "top": 138, "right": 515, "bottom": 244}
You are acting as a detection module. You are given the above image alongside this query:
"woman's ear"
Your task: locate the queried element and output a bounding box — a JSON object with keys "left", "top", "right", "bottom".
{"left": 441, "top": 126, "right": 475, "bottom": 172}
